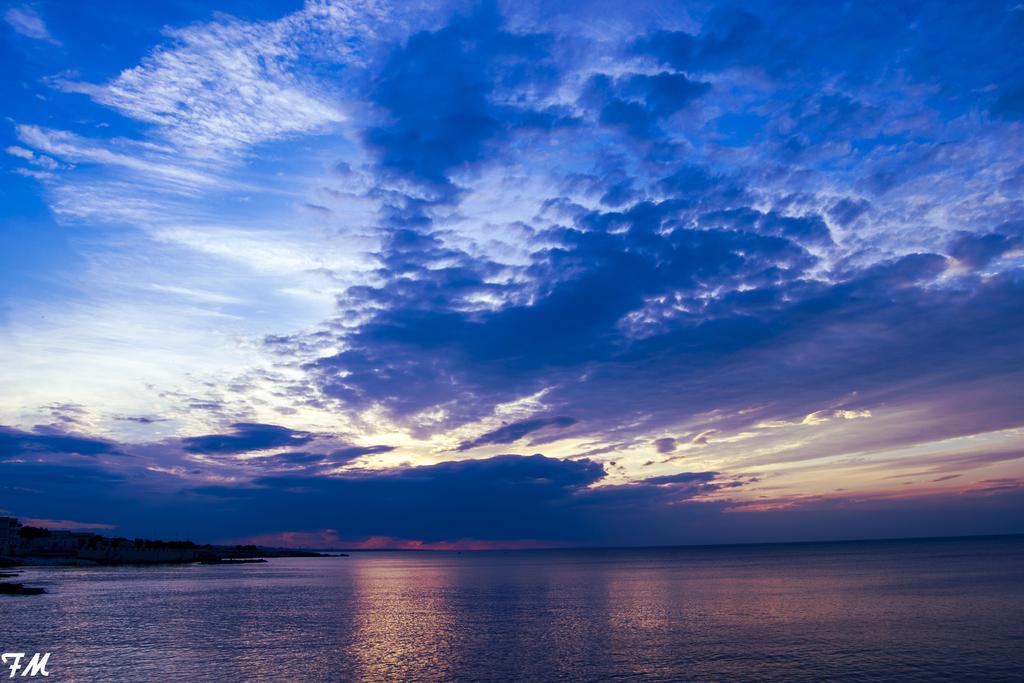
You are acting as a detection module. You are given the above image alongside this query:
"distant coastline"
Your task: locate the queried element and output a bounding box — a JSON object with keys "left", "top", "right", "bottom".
{"left": 0, "top": 516, "right": 328, "bottom": 569}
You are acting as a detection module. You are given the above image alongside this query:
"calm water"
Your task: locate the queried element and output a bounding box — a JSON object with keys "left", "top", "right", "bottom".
{"left": 2, "top": 536, "right": 1022, "bottom": 681}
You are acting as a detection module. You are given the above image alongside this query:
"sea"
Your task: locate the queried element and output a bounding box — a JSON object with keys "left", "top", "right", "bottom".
{"left": 2, "top": 535, "right": 1022, "bottom": 681}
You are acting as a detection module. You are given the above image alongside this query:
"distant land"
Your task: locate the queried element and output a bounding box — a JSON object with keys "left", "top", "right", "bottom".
{"left": 0, "top": 516, "right": 328, "bottom": 568}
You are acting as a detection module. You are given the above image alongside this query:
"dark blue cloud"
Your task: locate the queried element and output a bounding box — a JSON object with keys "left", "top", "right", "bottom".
{"left": 185, "top": 454, "right": 610, "bottom": 541}
{"left": 329, "top": 444, "right": 395, "bottom": 463}
{"left": 173, "top": 454, "right": 1021, "bottom": 545}
{"left": 657, "top": 165, "right": 730, "bottom": 198}
{"left": 457, "top": 416, "right": 576, "bottom": 451}
{"left": 949, "top": 226, "right": 1021, "bottom": 268}
{"left": 580, "top": 71, "right": 711, "bottom": 138}
{"left": 623, "top": 73, "right": 712, "bottom": 117}
{"left": 827, "top": 198, "right": 871, "bottom": 227}
{"left": 0, "top": 425, "right": 118, "bottom": 458}
{"left": 628, "top": 1, "right": 1024, "bottom": 118}
{"left": 2, "top": 449, "right": 1021, "bottom": 546}
{"left": 654, "top": 438, "right": 677, "bottom": 454}
{"left": 302, "top": 199, "right": 824, "bottom": 425}
{"left": 183, "top": 454, "right": 747, "bottom": 544}
{"left": 300, "top": 207, "right": 1024, "bottom": 455}
{"left": 365, "top": 2, "right": 567, "bottom": 196}
{"left": 702, "top": 207, "right": 833, "bottom": 246}
{"left": 0, "top": 450, "right": 724, "bottom": 544}
{"left": 272, "top": 451, "right": 329, "bottom": 466}
{"left": 600, "top": 179, "right": 639, "bottom": 207}
{"left": 642, "top": 471, "right": 717, "bottom": 485}
{"left": 241, "top": 445, "right": 396, "bottom": 471}
{"left": 181, "top": 423, "right": 312, "bottom": 454}
{"left": 630, "top": 8, "right": 763, "bottom": 72}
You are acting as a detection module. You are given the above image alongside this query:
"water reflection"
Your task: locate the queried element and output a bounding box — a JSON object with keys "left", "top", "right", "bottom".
{"left": 2, "top": 537, "right": 1022, "bottom": 680}
{"left": 346, "top": 558, "right": 459, "bottom": 679}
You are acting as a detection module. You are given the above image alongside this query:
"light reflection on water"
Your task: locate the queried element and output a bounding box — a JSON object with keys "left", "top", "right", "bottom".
{"left": 2, "top": 536, "right": 1023, "bottom": 681}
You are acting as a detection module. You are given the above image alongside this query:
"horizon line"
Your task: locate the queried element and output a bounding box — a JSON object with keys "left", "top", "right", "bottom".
{"left": 304, "top": 531, "right": 1024, "bottom": 554}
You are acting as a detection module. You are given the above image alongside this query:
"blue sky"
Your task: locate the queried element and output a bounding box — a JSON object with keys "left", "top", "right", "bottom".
{"left": 1, "top": 0, "right": 1023, "bottom": 547}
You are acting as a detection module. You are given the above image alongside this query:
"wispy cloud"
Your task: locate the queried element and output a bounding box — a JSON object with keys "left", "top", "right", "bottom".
{"left": 4, "top": 5, "right": 59, "bottom": 44}
{"left": 6, "top": 145, "right": 59, "bottom": 170}
{"left": 16, "top": 125, "right": 221, "bottom": 190}
{"left": 54, "top": 0, "right": 390, "bottom": 156}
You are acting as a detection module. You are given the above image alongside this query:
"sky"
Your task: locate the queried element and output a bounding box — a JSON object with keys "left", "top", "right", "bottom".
{"left": 1, "top": 0, "right": 1023, "bottom": 549}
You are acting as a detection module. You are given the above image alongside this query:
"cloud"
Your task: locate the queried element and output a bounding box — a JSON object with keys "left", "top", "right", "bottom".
{"left": 641, "top": 471, "right": 717, "bottom": 485}
{"left": 54, "top": 1, "right": 389, "bottom": 155}
{"left": 138, "top": 422, "right": 401, "bottom": 474}
{"left": 115, "top": 415, "right": 168, "bottom": 425}
{"left": 301, "top": 198, "right": 822, "bottom": 426}
{"left": 365, "top": 2, "right": 566, "bottom": 196}
{"left": 654, "top": 438, "right": 676, "bottom": 454}
{"left": 187, "top": 453, "right": 729, "bottom": 543}
{"left": 5, "top": 145, "right": 58, "bottom": 170}
{"left": 298, "top": 201, "right": 1023, "bottom": 465}
{"left": 329, "top": 444, "right": 395, "bottom": 463}
{"left": 827, "top": 197, "right": 870, "bottom": 227}
{"left": 0, "top": 425, "right": 118, "bottom": 458}
{"left": 2, "top": 436, "right": 1021, "bottom": 546}
{"left": 580, "top": 71, "right": 711, "bottom": 138}
{"left": 457, "top": 416, "right": 577, "bottom": 451}
{"left": 15, "top": 125, "right": 220, "bottom": 190}
{"left": 948, "top": 227, "right": 1021, "bottom": 269}
{"left": 630, "top": 8, "right": 763, "bottom": 73}
{"left": 701, "top": 207, "right": 833, "bottom": 246}
{"left": 4, "top": 5, "right": 58, "bottom": 44}
{"left": 181, "top": 422, "right": 313, "bottom": 454}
